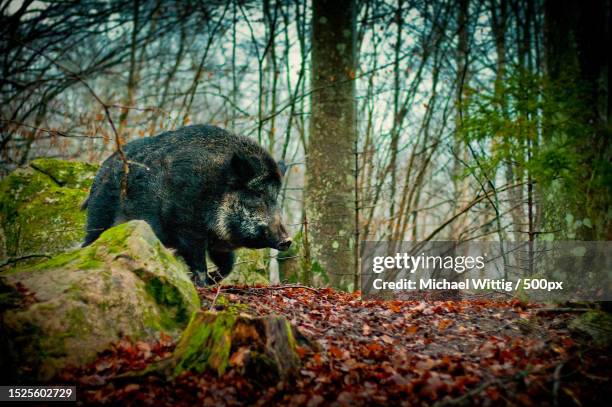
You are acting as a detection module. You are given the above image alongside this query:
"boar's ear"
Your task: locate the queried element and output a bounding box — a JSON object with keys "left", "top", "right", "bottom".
{"left": 277, "top": 160, "right": 287, "bottom": 177}
{"left": 230, "top": 151, "right": 258, "bottom": 182}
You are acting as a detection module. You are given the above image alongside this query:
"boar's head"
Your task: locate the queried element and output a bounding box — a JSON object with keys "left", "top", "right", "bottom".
{"left": 214, "top": 151, "right": 292, "bottom": 251}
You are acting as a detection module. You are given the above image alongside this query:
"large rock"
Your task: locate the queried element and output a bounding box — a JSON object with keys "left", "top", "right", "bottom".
{"left": 0, "top": 220, "right": 199, "bottom": 382}
{"left": 223, "top": 249, "right": 270, "bottom": 285}
{"left": 0, "top": 158, "right": 97, "bottom": 261}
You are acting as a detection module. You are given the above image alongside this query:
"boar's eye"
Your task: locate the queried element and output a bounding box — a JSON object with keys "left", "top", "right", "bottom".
{"left": 245, "top": 187, "right": 267, "bottom": 203}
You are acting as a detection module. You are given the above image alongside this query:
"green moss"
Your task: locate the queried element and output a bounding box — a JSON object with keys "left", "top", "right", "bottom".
{"left": 0, "top": 159, "right": 97, "bottom": 261}
{"left": 156, "top": 242, "right": 176, "bottom": 268}
{"left": 224, "top": 249, "right": 270, "bottom": 285}
{"left": 29, "top": 158, "right": 97, "bottom": 189}
{"left": 285, "top": 320, "right": 297, "bottom": 351}
{"left": 11, "top": 242, "right": 101, "bottom": 274}
{"left": 216, "top": 295, "right": 229, "bottom": 307}
{"left": 173, "top": 312, "right": 237, "bottom": 377}
{"left": 212, "top": 295, "right": 249, "bottom": 314}
{"left": 142, "top": 276, "right": 190, "bottom": 328}
{"left": 94, "top": 223, "right": 133, "bottom": 248}
{"left": 78, "top": 259, "right": 104, "bottom": 269}
{"left": 0, "top": 168, "right": 50, "bottom": 206}
{"left": 36, "top": 251, "right": 80, "bottom": 270}
{"left": 2, "top": 219, "right": 201, "bottom": 380}
{"left": 135, "top": 283, "right": 164, "bottom": 331}
{"left": 7, "top": 220, "right": 198, "bottom": 333}
{"left": 66, "top": 307, "right": 88, "bottom": 335}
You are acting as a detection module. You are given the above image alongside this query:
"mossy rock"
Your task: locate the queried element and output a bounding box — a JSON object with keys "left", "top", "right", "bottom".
{"left": 28, "top": 158, "right": 98, "bottom": 189}
{"left": 0, "top": 158, "right": 98, "bottom": 261}
{"left": 223, "top": 249, "right": 270, "bottom": 285}
{"left": 0, "top": 220, "right": 199, "bottom": 382}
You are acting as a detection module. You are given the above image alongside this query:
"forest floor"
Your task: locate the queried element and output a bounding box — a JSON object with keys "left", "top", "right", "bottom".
{"left": 63, "top": 286, "right": 611, "bottom": 406}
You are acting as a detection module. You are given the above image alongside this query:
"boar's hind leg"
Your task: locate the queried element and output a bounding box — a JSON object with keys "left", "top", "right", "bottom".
{"left": 208, "top": 250, "right": 235, "bottom": 283}
{"left": 174, "top": 237, "right": 208, "bottom": 287}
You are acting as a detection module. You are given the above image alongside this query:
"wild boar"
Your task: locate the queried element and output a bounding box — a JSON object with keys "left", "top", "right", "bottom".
{"left": 82, "top": 124, "right": 292, "bottom": 286}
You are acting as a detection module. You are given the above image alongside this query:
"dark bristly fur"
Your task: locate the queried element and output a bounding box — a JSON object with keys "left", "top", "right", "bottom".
{"left": 82, "top": 124, "right": 291, "bottom": 286}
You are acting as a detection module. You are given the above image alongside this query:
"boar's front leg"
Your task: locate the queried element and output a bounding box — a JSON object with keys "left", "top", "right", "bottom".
{"left": 208, "top": 249, "right": 236, "bottom": 284}
{"left": 175, "top": 237, "right": 208, "bottom": 287}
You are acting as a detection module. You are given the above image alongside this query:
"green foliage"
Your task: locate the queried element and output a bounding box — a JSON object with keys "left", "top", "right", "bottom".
{"left": 458, "top": 66, "right": 609, "bottom": 240}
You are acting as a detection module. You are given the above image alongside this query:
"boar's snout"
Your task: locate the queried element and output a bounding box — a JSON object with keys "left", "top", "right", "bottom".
{"left": 277, "top": 237, "right": 292, "bottom": 251}
{"left": 271, "top": 216, "right": 292, "bottom": 251}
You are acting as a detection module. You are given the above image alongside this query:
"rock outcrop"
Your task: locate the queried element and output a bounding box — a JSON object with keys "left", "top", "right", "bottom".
{"left": 0, "top": 220, "right": 199, "bottom": 381}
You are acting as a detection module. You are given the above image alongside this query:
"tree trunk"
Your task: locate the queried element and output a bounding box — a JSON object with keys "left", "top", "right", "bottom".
{"left": 306, "top": 0, "right": 357, "bottom": 289}
{"left": 117, "top": 311, "right": 305, "bottom": 383}
{"left": 388, "top": 0, "right": 403, "bottom": 237}
{"left": 450, "top": 0, "right": 470, "bottom": 240}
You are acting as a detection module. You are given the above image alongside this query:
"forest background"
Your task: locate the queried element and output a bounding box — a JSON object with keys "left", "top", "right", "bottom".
{"left": 1, "top": 0, "right": 610, "bottom": 290}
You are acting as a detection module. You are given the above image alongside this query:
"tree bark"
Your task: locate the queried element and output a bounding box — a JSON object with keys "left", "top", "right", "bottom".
{"left": 306, "top": 0, "right": 357, "bottom": 289}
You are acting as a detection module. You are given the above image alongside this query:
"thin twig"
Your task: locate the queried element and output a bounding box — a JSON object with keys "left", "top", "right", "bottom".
{"left": 209, "top": 284, "right": 223, "bottom": 310}
{"left": 0, "top": 119, "right": 103, "bottom": 139}
{"left": 16, "top": 40, "right": 130, "bottom": 197}
{"left": 0, "top": 253, "right": 51, "bottom": 268}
